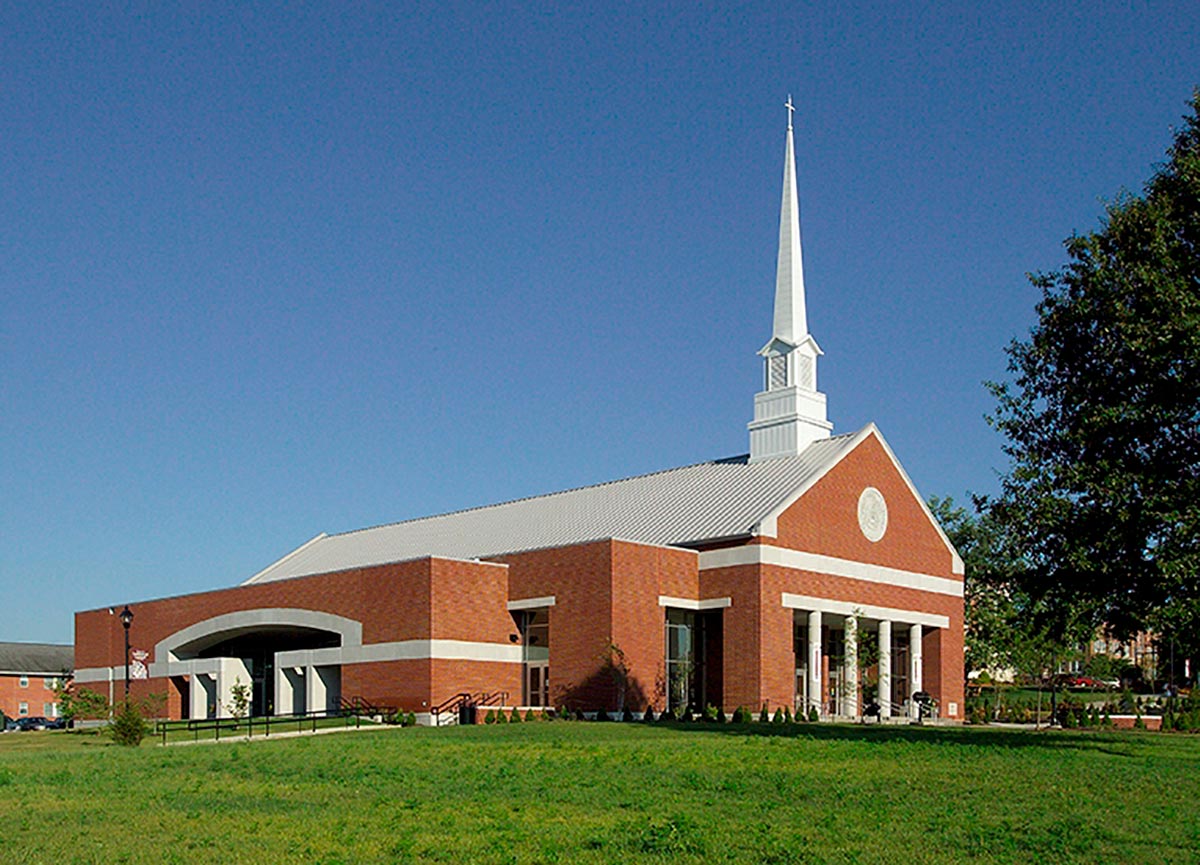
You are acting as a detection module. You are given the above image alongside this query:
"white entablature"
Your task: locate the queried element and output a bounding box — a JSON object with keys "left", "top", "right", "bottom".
{"left": 749, "top": 96, "right": 832, "bottom": 462}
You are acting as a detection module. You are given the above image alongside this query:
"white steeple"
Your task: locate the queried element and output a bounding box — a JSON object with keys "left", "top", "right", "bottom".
{"left": 748, "top": 96, "right": 832, "bottom": 462}
{"left": 772, "top": 95, "right": 807, "bottom": 344}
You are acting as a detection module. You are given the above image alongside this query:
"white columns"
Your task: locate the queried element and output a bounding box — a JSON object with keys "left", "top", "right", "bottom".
{"left": 878, "top": 620, "right": 892, "bottom": 718}
{"left": 843, "top": 615, "right": 858, "bottom": 717}
{"left": 807, "top": 610, "right": 822, "bottom": 718}
{"left": 909, "top": 623, "right": 923, "bottom": 719}
{"left": 276, "top": 665, "right": 306, "bottom": 716}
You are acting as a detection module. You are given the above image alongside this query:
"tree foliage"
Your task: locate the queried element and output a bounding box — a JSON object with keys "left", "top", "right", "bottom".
{"left": 55, "top": 682, "right": 109, "bottom": 723}
{"left": 110, "top": 700, "right": 148, "bottom": 746}
{"left": 983, "top": 91, "right": 1200, "bottom": 641}
{"left": 929, "top": 496, "right": 1062, "bottom": 681}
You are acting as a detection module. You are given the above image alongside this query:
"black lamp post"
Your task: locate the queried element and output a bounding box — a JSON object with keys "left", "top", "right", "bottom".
{"left": 119, "top": 605, "right": 133, "bottom": 700}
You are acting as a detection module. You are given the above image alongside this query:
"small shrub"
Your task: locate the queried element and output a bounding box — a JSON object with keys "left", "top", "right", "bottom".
{"left": 509, "top": 707, "right": 521, "bottom": 723}
{"left": 681, "top": 708, "right": 694, "bottom": 723}
{"left": 109, "top": 700, "right": 148, "bottom": 747}
{"left": 484, "top": 710, "right": 496, "bottom": 725}
{"left": 807, "top": 707, "right": 819, "bottom": 723}
{"left": 406, "top": 711, "right": 416, "bottom": 727}
{"left": 783, "top": 706, "right": 792, "bottom": 723}
{"left": 622, "top": 706, "right": 635, "bottom": 723}
{"left": 772, "top": 708, "right": 784, "bottom": 724}
{"left": 658, "top": 707, "right": 675, "bottom": 722}
{"left": 594, "top": 709, "right": 610, "bottom": 722}
{"left": 759, "top": 704, "right": 770, "bottom": 723}
{"left": 642, "top": 706, "right": 656, "bottom": 723}
{"left": 715, "top": 707, "right": 726, "bottom": 723}
{"left": 525, "top": 709, "right": 536, "bottom": 722}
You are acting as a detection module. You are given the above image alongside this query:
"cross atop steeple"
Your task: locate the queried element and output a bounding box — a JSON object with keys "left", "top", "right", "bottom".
{"left": 784, "top": 94, "right": 795, "bottom": 131}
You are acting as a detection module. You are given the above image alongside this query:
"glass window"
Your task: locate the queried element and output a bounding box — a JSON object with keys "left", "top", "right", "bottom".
{"left": 520, "top": 609, "right": 550, "bottom": 663}
{"left": 19, "top": 676, "right": 28, "bottom": 688}
{"left": 44, "top": 702, "right": 57, "bottom": 717}
{"left": 18, "top": 702, "right": 28, "bottom": 716}
{"left": 666, "top": 609, "right": 696, "bottom": 712}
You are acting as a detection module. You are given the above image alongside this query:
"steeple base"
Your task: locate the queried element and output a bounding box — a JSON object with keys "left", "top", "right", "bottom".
{"left": 748, "top": 386, "right": 832, "bottom": 462}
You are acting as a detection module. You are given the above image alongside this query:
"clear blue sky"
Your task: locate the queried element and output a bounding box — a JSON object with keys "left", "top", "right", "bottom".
{"left": 2, "top": 2, "right": 1197, "bottom": 643}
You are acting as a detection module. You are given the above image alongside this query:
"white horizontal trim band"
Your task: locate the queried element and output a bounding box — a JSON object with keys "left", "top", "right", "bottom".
{"left": 74, "top": 639, "right": 524, "bottom": 683}
{"left": 781, "top": 593, "right": 950, "bottom": 629}
{"left": 73, "top": 667, "right": 113, "bottom": 684}
{"left": 658, "top": 595, "right": 732, "bottom": 610}
{"left": 507, "top": 595, "right": 556, "bottom": 611}
{"left": 698, "top": 545, "right": 963, "bottom": 597}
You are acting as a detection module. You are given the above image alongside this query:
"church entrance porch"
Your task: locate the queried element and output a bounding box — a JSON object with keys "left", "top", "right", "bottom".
{"left": 786, "top": 597, "right": 948, "bottom": 721}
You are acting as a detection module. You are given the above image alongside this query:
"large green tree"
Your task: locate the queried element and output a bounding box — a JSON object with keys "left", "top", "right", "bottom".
{"left": 929, "top": 496, "right": 1063, "bottom": 683}
{"left": 984, "top": 91, "right": 1200, "bottom": 642}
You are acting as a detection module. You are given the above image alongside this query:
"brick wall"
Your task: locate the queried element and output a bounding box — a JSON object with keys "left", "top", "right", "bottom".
{"left": 0, "top": 673, "right": 63, "bottom": 719}
{"left": 744, "top": 430, "right": 966, "bottom": 717}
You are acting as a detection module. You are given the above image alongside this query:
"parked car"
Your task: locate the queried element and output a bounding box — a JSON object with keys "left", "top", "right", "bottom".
{"left": 16, "top": 716, "right": 49, "bottom": 731}
{"left": 1, "top": 714, "right": 16, "bottom": 732}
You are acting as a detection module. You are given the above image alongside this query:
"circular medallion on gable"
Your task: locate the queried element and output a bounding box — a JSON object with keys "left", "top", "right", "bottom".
{"left": 857, "top": 487, "right": 888, "bottom": 542}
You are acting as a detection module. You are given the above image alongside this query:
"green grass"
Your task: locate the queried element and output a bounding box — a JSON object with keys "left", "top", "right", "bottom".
{"left": 2, "top": 722, "right": 1199, "bottom": 863}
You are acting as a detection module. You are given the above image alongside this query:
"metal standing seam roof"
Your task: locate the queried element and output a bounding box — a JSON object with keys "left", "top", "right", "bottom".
{"left": 244, "top": 430, "right": 864, "bottom": 585}
{"left": 0, "top": 642, "right": 74, "bottom": 676}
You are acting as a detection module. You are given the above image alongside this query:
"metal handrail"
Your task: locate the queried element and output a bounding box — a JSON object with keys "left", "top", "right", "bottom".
{"left": 430, "top": 690, "right": 510, "bottom": 725}
{"left": 155, "top": 702, "right": 394, "bottom": 746}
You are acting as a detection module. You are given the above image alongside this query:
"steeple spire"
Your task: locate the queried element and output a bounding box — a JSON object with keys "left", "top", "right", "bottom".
{"left": 748, "top": 96, "right": 832, "bottom": 462}
{"left": 773, "top": 94, "right": 807, "bottom": 345}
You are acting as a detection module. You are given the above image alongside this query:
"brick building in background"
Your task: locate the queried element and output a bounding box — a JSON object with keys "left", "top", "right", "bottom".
{"left": 75, "top": 106, "right": 964, "bottom": 723}
{"left": 0, "top": 642, "right": 72, "bottom": 722}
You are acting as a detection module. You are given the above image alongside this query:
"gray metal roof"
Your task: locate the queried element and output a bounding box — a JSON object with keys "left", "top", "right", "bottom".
{"left": 245, "top": 431, "right": 863, "bottom": 585}
{"left": 0, "top": 642, "right": 73, "bottom": 676}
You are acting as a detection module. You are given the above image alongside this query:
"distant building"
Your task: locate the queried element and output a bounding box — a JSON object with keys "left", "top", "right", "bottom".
{"left": 0, "top": 642, "right": 72, "bottom": 721}
{"left": 74, "top": 105, "right": 965, "bottom": 723}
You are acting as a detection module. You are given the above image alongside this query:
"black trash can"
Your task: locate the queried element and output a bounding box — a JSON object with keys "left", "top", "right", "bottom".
{"left": 459, "top": 703, "right": 477, "bottom": 726}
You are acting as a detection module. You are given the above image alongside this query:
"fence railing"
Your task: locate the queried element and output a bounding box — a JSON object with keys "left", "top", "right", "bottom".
{"left": 154, "top": 705, "right": 392, "bottom": 746}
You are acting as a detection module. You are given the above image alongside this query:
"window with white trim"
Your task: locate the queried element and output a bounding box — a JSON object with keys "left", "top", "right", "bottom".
{"left": 18, "top": 702, "right": 28, "bottom": 716}
{"left": 19, "top": 676, "right": 28, "bottom": 688}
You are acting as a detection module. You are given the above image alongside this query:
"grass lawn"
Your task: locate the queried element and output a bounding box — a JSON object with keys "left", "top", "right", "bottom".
{"left": 2, "top": 721, "right": 1198, "bottom": 864}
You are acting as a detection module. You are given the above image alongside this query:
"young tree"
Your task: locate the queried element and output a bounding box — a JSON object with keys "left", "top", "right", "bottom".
{"left": 227, "top": 677, "right": 251, "bottom": 722}
{"left": 983, "top": 91, "right": 1200, "bottom": 642}
{"left": 55, "top": 682, "right": 110, "bottom": 724}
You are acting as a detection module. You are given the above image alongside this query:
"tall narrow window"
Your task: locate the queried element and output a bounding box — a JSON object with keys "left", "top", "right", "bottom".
{"left": 665, "top": 609, "right": 696, "bottom": 712}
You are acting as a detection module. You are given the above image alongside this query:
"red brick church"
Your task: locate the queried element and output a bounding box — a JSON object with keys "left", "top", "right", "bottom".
{"left": 75, "top": 105, "right": 964, "bottom": 723}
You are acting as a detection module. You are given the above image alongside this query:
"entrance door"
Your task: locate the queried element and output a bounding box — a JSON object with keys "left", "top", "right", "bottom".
{"left": 519, "top": 608, "right": 550, "bottom": 707}
{"left": 526, "top": 662, "right": 549, "bottom": 707}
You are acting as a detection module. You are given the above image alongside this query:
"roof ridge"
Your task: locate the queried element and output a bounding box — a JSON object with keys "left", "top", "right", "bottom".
{"left": 326, "top": 453, "right": 758, "bottom": 540}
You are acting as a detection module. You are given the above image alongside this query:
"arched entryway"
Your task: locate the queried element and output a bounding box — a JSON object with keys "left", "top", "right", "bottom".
{"left": 156, "top": 609, "right": 363, "bottom": 719}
